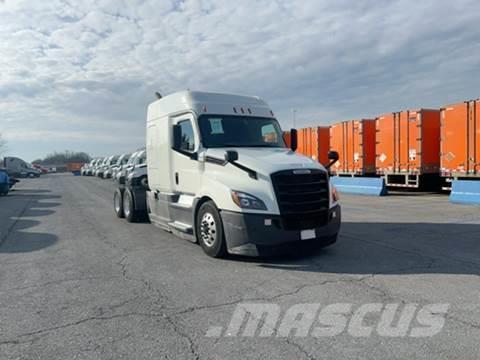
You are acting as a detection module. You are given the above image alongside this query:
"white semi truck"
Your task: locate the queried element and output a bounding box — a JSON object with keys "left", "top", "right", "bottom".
{"left": 3, "top": 157, "right": 40, "bottom": 178}
{"left": 114, "top": 91, "right": 341, "bottom": 257}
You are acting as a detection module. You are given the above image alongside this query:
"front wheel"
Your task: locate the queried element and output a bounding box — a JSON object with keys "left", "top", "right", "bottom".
{"left": 196, "top": 201, "right": 227, "bottom": 258}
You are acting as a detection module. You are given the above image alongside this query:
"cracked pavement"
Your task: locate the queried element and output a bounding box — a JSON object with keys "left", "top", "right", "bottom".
{"left": 0, "top": 174, "right": 480, "bottom": 359}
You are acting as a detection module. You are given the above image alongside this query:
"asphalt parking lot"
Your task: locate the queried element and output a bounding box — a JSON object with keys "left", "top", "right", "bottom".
{"left": 1, "top": 174, "right": 479, "bottom": 360}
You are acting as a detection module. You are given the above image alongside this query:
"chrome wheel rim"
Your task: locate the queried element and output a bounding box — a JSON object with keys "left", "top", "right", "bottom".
{"left": 200, "top": 212, "right": 216, "bottom": 247}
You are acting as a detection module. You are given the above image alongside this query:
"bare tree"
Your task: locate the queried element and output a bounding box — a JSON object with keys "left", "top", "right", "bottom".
{"left": 34, "top": 151, "right": 91, "bottom": 165}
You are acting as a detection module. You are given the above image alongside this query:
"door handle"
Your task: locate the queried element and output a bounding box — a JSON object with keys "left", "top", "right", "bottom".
{"left": 175, "top": 172, "right": 179, "bottom": 185}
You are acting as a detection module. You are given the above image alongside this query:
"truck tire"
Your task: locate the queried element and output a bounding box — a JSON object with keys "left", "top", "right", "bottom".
{"left": 114, "top": 188, "right": 125, "bottom": 218}
{"left": 196, "top": 201, "right": 227, "bottom": 258}
{"left": 123, "top": 189, "right": 137, "bottom": 223}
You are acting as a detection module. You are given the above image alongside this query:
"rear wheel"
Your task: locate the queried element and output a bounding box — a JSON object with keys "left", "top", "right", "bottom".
{"left": 114, "top": 188, "right": 125, "bottom": 218}
{"left": 123, "top": 189, "right": 137, "bottom": 223}
{"left": 196, "top": 201, "right": 227, "bottom": 258}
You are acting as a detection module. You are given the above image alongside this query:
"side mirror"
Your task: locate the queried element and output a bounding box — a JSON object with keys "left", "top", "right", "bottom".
{"left": 290, "top": 128, "right": 298, "bottom": 152}
{"left": 172, "top": 124, "right": 182, "bottom": 150}
{"left": 225, "top": 150, "right": 239, "bottom": 163}
{"left": 326, "top": 150, "right": 339, "bottom": 169}
{"left": 328, "top": 151, "right": 339, "bottom": 162}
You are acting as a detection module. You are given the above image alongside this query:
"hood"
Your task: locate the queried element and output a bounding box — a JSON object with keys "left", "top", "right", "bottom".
{"left": 205, "top": 147, "right": 325, "bottom": 175}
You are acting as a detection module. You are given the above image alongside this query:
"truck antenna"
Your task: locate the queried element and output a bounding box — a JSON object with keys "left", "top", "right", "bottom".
{"left": 155, "top": 92, "right": 162, "bottom": 99}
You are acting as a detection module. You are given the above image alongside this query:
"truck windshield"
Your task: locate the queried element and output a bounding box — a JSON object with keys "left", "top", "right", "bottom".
{"left": 198, "top": 115, "right": 286, "bottom": 148}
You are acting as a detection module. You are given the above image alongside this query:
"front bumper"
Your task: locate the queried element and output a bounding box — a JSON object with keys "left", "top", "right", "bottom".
{"left": 221, "top": 205, "right": 341, "bottom": 256}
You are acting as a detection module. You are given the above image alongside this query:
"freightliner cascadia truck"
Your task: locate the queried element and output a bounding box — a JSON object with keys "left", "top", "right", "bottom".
{"left": 114, "top": 91, "right": 341, "bottom": 257}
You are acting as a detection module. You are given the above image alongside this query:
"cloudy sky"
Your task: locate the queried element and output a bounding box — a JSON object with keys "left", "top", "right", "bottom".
{"left": 1, "top": 0, "right": 479, "bottom": 161}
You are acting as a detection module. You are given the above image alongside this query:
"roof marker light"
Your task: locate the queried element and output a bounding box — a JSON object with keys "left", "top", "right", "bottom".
{"left": 241, "top": 107, "right": 244, "bottom": 114}
{"left": 203, "top": 105, "right": 207, "bottom": 112}
{"left": 233, "top": 107, "right": 237, "bottom": 113}
{"left": 247, "top": 108, "right": 252, "bottom": 114}
{"left": 270, "top": 110, "right": 274, "bottom": 116}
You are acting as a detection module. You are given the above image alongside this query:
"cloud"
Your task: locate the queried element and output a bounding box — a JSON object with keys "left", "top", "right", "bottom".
{"left": 0, "top": 0, "right": 479, "bottom": 160}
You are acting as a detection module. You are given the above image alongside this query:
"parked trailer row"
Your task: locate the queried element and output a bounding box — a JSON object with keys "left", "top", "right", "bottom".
{"left": 292, "top": 98, "right": 480, "bottom": 195}
{"left": 376, "top": 109, "right": 441, "bottom": 189}
{"left": 330, "top": 119, "right": 376, "bottom": 176}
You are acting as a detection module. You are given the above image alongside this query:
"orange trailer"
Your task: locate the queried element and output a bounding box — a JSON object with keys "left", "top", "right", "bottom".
{"left": 329, "top": 119, "right": 376, "bottom": 175}
{"left": 376, "top": 109, "right": 441, "bottom": 188}
{"left": 66, "top": 162, "right": 85, "bottom": 173}
{"left": 296, "top": 127, "right": 330, "bottom": 166}
{"left": 440, "top": 100, "right": 480, "bottom": 180}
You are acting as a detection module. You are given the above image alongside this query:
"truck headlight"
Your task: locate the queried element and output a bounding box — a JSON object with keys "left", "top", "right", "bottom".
{"left": 231, "top": 191, "right": 267, "bottom": 210}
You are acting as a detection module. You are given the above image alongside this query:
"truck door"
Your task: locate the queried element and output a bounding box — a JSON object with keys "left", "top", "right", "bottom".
{"left": 171, "top": 114, "right": 203, "bottom": 195}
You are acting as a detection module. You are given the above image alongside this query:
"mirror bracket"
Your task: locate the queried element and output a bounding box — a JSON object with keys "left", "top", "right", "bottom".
{"left": 326, "top": 151, "right": 339, "bottom": 169}
{"left": 290, "top": 128, "right": 298, "bottom": 151}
